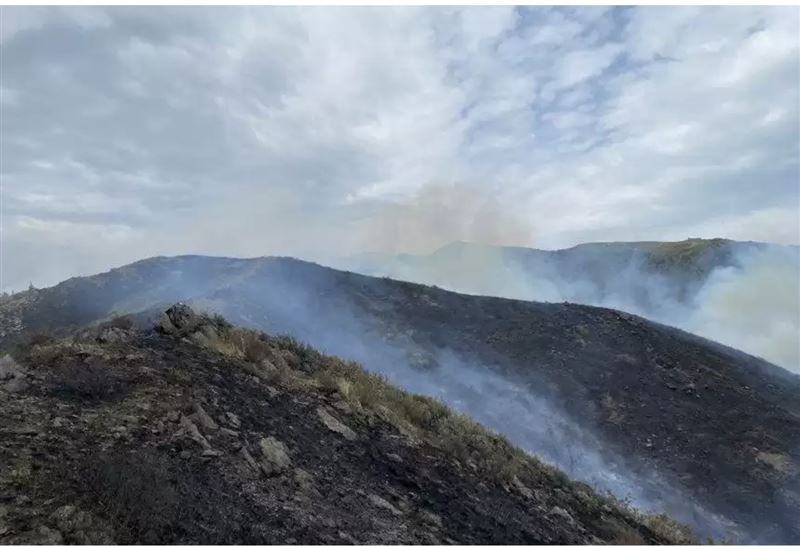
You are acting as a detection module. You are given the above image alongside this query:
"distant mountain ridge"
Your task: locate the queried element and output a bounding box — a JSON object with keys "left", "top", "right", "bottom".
{"left": 334, "top": 238, "right": 759, "bottom": 301}
{"left": 1, "top": 253, "right": 798, "bottom": 542}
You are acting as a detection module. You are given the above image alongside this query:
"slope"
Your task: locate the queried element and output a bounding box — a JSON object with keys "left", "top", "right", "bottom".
{"left": 0, "top": 305, "right": 690, "bottom": 545}
{"left": 332, "top": 238, "right": 800, "bottom": 372}
{"left": 0, "top": 256, "right": 798, "bottom": 542}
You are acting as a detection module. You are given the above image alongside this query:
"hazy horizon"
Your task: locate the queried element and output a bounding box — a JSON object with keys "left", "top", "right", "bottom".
{"left": 3, "top": 235, "right": 797, "bottom": 293}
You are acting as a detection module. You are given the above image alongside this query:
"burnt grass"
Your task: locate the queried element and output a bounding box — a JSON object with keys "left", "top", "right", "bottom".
{"left": 2, "top": 255, "right": 799, "bottom": 542}
{"left": 0, "top": 314, "right": 685, "bottom": 545}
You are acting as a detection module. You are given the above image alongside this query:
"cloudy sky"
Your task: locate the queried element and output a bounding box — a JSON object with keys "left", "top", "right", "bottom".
{"left": 1, "top": 6, "right": 799, "bottom": 290}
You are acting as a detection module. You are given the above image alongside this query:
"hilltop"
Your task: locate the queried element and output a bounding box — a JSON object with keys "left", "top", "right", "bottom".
{"left": 0, "top": 305, "right": 690, "bottom": 544}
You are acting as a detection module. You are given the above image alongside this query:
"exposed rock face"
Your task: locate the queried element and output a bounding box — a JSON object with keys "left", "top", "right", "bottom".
{"left": 316, "top": 407, "right": 357, "bottom": 441}
{"left": 258, "top": 437, "right": 292, "bottom": 477}
{"left": 0, "top": 355, "right": 26, "bottom": 393}
{"left": 0, "top": 308, "right": 686, "bottom": 545}
{"left": 191, "top": 403, "right": 219, "bottom": 431}
{"left": 158, "top": 302, "right": 198, "bottom": 333}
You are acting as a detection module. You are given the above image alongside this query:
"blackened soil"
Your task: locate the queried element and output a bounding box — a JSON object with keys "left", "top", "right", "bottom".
{"left": 0, "top": 327, "right": 666, "bottom": 545}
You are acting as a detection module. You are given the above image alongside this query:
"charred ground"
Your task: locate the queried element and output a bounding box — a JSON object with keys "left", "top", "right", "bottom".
{"left": 0, "top": 306, "right": 689, "bottom": 545}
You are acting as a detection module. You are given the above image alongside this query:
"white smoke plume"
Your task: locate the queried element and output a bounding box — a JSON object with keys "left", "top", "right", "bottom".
{"left": 682, "top": 246, "right": 800, "bottom": 370}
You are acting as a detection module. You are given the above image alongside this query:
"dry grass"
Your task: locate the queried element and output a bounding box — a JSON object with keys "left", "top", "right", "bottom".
{"left": 309, "top": 355, "right": 553, "bottom": 486}
{"left": 606, "top": 496, "right": 697, "bottom": 545}
{"left": 176, "top": 311, "right": 696, "bottom": 545}
{"left": 187, "top": 314, "right": 544, "bottom": 486}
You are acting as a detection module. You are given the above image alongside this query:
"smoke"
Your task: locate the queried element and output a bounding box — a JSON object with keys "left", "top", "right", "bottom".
{"left": 682, "top": 246, "right": 800, "bottom": 371}
{"left": 350, "top": 182, "right": 535, "bottom": 256}
{"left": 176, "top": 262, "right": 740, "bottom": 541}
{"left": 342, "top": 242, "right": 800, "bottom": 374}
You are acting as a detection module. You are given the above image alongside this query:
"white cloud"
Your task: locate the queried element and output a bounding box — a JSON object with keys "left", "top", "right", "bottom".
{"left": 555, "top": 43, "right": 622, "bottom": 89}
{"left": 1, "top": 6, "right": 798, "bottom": 290}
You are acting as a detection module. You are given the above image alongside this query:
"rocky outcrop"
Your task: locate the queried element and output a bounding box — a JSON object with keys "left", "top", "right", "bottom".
{"left": 258, "top": 437, "right": 292, "bottom": 477}
{"left": 316, "top": 407, "right": 357, "bottom": 441}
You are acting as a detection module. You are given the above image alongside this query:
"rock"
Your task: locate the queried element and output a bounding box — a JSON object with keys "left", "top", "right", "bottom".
{"left": 386, "top": 452, "right": 403, "bottom": 464}
{"left": 51, "top": 505, "right": 78, "bottom": 531}
{"left": 178, "top": 415, "right": 212, "bottom": 450}
{"left": 368, "top": 494, "right": 403, "bottom": 516}
{"left": 316, "top": 407, "right": 357, "bottom": 441}
{"left": 73, "top": 528, "right": 115, "bottom": 545}
{"left": 259, "top": 436, "right": 292, "bottom": 476}
{"left": 225, "top": 412, "right": 241, "bottom": 429}
{"left": 50, "top": 505, "right": 98, "bottom": 538}
{"left": 265, "top": 386, "right": 279, "bottom": 397}
{"left": 96, "top": 327, "right": 130, "bottom": 344}
{"left": 293, "top": 468, "right": 314, "bottom": 490}
{"left": 0, "top": 355, "right": 20, "bottom": 380}
{"left": 548, "top": 506, "right": 575, "bottom": 524}
{"left": 180, "top": 450, "right": 191, "bottom": 460}
{"left": 191, "top": 403, "right": 219, "bottom": 431}
{"left": 240, "top": 446, "right": 260, "bottom": 473}
{"left": 419, "top": 509, "right": 442, "bottom": 527}
{"left": 1, "top": 377, "right": 28, "bottom": 393}
{"left": 166, "top": 411, "right": 180, "bottom": 423}
{"left": 512, "top": 475, "right": 534, "bottom": 500}
{"left": 11, "top": 525, "right": 63, "bottom": 544}
{"left": 0, "top": 355, "right": 26, "bottom": 393}
{"left": 159, "top": 303, "right": 199, "bottom": 334}
{"left": 158, "top": 314, "right": 178, "bottom": 335}
{"left": 201, "top": 449, "right": 222, "bottom": 458}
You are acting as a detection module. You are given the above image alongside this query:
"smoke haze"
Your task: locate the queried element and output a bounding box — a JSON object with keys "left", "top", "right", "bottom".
{"left": 338, "top": 240, "right": 800, "bottom": 374}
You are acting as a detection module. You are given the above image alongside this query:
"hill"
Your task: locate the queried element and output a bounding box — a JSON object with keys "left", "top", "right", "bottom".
{"left": 333, "top": 238, "right": 753, "bottom": 300}
{"left": 1, "top": 256, "right": 798, "bottom": 542}
{"left": 0, "top": 305, "right": 691, "bottom": 544}
{"left": 331, "top": 238, "right": 800, "bottom": 371}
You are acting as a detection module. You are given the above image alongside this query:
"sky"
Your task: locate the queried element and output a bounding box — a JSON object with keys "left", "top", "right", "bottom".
{"left": 1, "top": 6, "right": 799, "bottom": 291}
